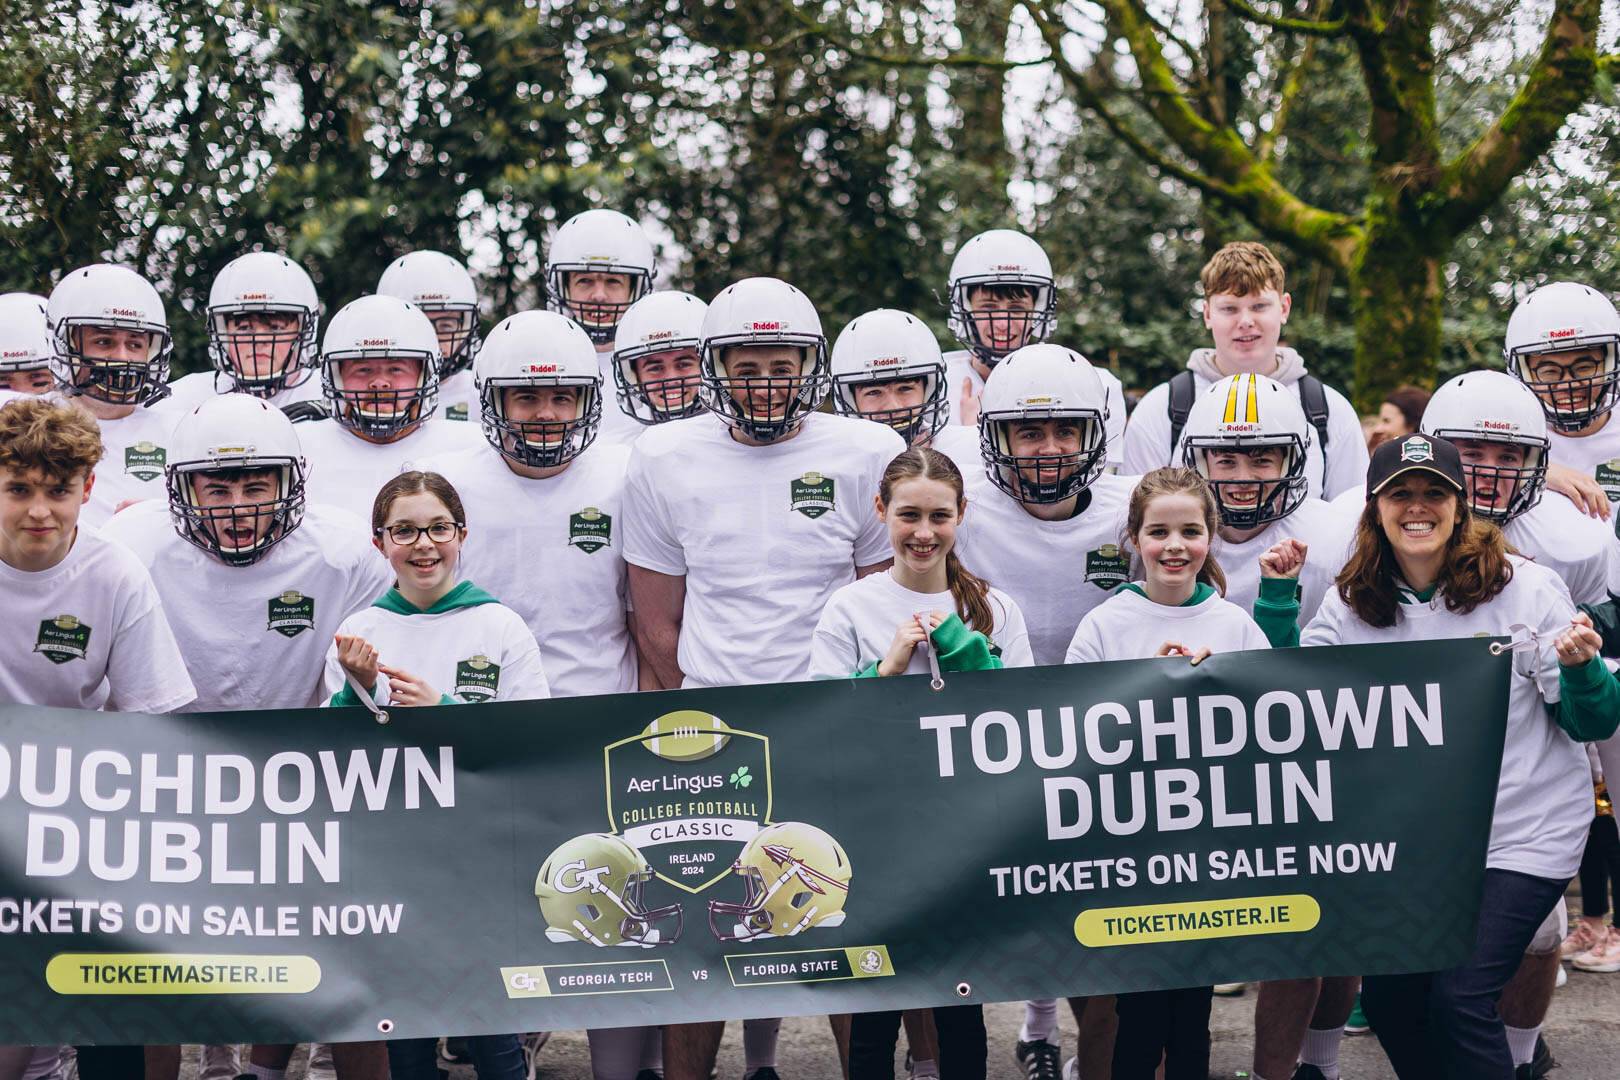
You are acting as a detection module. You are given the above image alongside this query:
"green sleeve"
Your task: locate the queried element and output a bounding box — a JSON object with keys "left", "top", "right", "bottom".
{"left": 851, "top": 662, "right": 882, "bottom": 679}
{"left": 929, "top": 613, "right": 1005, "bottom": 672}
{"left": 438, "top": 693, "right": 457, "bottom": 705}
{"left": 327, "top": 681, "right": 369, "bottom": 709}
{"left": 1253, "top": 576, "right": 1302, "bottom": 649}
{"left": 1578, "top": 598, "right": 1620, "bottom": 658}
{"left": 1553, "top": 656, "right": 1620, "bottom": 742}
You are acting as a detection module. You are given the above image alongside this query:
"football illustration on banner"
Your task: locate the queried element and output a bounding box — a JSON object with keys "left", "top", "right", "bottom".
{"left": 709, "top": 821, "right": 852, "bottom": 942}
{"left": 641, "top": 708, "right": 733, "bottom": 761}
{"left": 534, "top": 832, "right": 683, "bottom": 947}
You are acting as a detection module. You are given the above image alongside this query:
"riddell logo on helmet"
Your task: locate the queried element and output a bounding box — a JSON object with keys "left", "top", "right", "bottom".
{"left": 644, "top": 330, "right": 675, "bottom": 342}
{"left": 358, "top": 338, "right": 394, "bottom": 347}
{"left": 416, "top": 293, "right": 449, "bottom": 301}
{"left": 1545, "top": 326, "right": 1581, "bottom": 340}
{"left": 104, "top": 307, "right": 141, "bottom": 318}
{"left": 870, "top": 356, "right": 902, "bottom": 367}
{"left": 2, "top": 349, "right": 31, "bottom": 358}
{"left": 749, "top": 321, "right": 785, "bottom": 331}
{"left": 238, "top": 292, "right": 269, "bottom": 301}
{"left": 1220, "top": 422, "right": 1262, "bottom": 433}
{"left": 523, "top": 363, "right": 559, "bottom": 373}
{"left": 991, "top": 264, "right": 1026, "bottom": 272}
{"left": 1476, "top": 419, "right": 1517, "bottom": 432}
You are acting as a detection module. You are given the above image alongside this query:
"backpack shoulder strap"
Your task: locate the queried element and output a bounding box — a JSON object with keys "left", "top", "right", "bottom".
{"left": 1167, "top": 369, "right": 1197, "bottom": 458}
{"left": 1297, "top": 373, "right": 1332, "bottom": 487}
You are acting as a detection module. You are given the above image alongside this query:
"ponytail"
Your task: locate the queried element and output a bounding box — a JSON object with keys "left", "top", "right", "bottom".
{"left": 879, "top": 446, "right": 1000, "bottom": 632}
{"left": 945, "top": 550, "right": 996, "bottom": 634}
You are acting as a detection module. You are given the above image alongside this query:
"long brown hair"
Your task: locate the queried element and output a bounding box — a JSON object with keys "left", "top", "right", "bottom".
{"left": 1122, "top": 467, "right": 1228, "bottom": 596}
{"left": 1337, "top": 491, "right": 1512, "bottom": 628}
{"left": 371, "top": 471, "right": 467, "bottom": 533}
{"left": 878, "top": 447, "right": 995, "bottom": 633}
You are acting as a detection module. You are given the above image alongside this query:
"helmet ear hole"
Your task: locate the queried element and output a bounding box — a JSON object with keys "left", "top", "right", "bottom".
{"left": 790, "top": 891, "right": 812, "bottom": 909}
{"left": 579, "top": 903, "right": 600, "bottom": 922}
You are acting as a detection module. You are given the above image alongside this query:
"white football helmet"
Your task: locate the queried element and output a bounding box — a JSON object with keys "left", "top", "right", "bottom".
{"left": 546, "top": 209, "right": 656, "bottom": 343}
{"left": 319, "top": 295, "right": 441, "bottom": 440}
{"left": 699, "top": 277, "right": 830, "bottom": 442}
{"left": 977, "top": 343, "right": 1108, "bottom": 504}
{"left": 1504, "top": 281, "right": 1620, "bottom": 432}
{"left": 475, "top": 310, "right": 603, "bottom": 468}
{"left": 377, "top": 250, "right": 482, "bottom": 378}
{"left": 612, "top": 291, "right": 708, "bottom": 424}
{"left": 0, "top": 293, "right": 52, "bottom": 377}
{"left": 206, "top": 252, "right": 321, "bottom": 398}
{"left": 829, "top": 308, "right": 947, "bottom": 444}
{"left": 46, "top": 264, "right": 173, "bottom": 406}
{"left": 165, "top": 393, "right": 308, "bottom": 565}
{"left": 1180, "top": 373, "right": 1311, "bottom": 530}
{"left": 947, "top": 229, "right": 1056, "bottom": 365}
{"left": 1422, "top": 370, "right": 1549, "bottom": 524}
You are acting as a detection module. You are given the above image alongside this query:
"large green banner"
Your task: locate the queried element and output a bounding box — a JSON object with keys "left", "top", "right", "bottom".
{"left": 0, "top": 639, "right": 1508, "bottom": 1044}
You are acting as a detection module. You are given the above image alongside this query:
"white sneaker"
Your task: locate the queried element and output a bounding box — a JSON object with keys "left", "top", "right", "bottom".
{"left": 306, "top": 1042, "right": 336, "bottom": 1080}
{"left": 1556, "top": 962, "right": 1568, "bottom": 987}
{"left": 1213, "top": 982, "right": 1247, "bottom": 996}
{"left": 1572, "top": 925, "right": 1620, "bottom": 972}
{"left": 197, "top": 1044, "right": 241, "bottom": 1080}
{"left": 522, "top": 1031, "right": 551, "bottom": 1080}
{"left": 1061, "top": 1055, "right": 1079, "bottom": 1080}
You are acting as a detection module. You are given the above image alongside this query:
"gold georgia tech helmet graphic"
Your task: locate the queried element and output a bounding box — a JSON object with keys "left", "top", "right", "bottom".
{"left": 535, "top": 832, "right": 683, "bottom": 947}
{"left": 708, "top": 821, "right": 851, "bottom": 942}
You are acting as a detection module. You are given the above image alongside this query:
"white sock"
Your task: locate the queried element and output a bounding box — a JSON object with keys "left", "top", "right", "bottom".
{"left": 910, "top": 1059, "right": 940, "bottom": 1079}
{"left": 247, "top": 1067, "right": 285, "bottom": 1080}
{"left": 639, "top": 1024, "right": 664, "bottom": 1071}
{"left": 1020, "top": 998, "right": 1059, "bottom": 1043}
{"left": 1505, "top": 1024, "right": 1540, "bottom": 1067}
{"left": 1299, "top": 1023, "right": 1344, "bottom": 1075}
{"left": 743, "top": 1016, "right": 781, "bottom": 1072}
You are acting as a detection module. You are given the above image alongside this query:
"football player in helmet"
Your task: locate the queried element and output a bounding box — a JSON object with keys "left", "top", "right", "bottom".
{"left": 170, "top": 252, "right": 323, "bottom": 409}
{"left": 547, "top": 209, "right": 656, "bottom": 349}
{"left": 1503, "top": 281, "right": 1620, "bottom": 527}
{"left": 377, "top": 250, "right": 483, "bottom": 422}
{"left": 828, "top": 308, "right": 952, "bottom": 450}
{"left": 297, "top": 295, "right": 480, "bottom": 517}
{"left": 610, "top": 290, "right": 708, "bottom": 432}
{"left": 416, "top": 310, "right": 639, "bottom": 699}
{"left": 0, "top": 293, "right": 55, "bottom": 395}
{"left": 46, "top": 264, "right": 189, "bottom": 529}
{"left": 625, "top": 277, "right": 903, "bottom": 1080}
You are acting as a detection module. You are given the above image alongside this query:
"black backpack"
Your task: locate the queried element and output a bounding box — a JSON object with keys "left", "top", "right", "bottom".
{"left": 1166, "top": 369, "right": 1331, "bottom": 487}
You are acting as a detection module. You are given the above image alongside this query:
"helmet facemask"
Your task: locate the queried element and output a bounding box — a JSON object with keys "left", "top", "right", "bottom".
{"left": 480, "top": 378, "right": 602, "bottom": 469}
{"left": 1509, "top": 341, "right": 1620, "bottom": 433}
{"left": 949, "top": 279, "right": 1054, "bottom": 366}
{"left": 1433, "top": 431, "right": 1548, "bottom": 524}
{"left": 420, "top": 305, "right": 482, "bottom": 380}
{"left": 979, "top": 410, "right": 1107, "bottom": 504}
{"left": 537, "top": 854, "right": 683, "bottom": 947}
{"left": 322, "top": 350, "right": 440, "bottom": 441}
{"left": 615, "top": 342, "right": 706, "bottom": 424}
{"left": 832, "top": 367, "right": 948, "bottom": 445}
{"left": 167, "top": 461, "right": 306, "bottom": 566}
{"left": 55, "top": 320, "right": 173, "bottom": 406}
{"left": 207, "top": 306, "right": 318, "bottom": 398}
{"left": 700, "top": 339, "right": 831, "bottom": 443}
{"left": 708, "top": 847, "right": 850, "bottom": 942}
{"left": 549, "top": 266, "right": 652, "bottom": 345}
{"left": 1183, "top": 437, "right": 1309, "bottom": 531}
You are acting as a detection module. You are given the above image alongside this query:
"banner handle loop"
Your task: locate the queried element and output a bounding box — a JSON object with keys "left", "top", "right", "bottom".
{"left": 1488, "top": 623, "right": 1541, "bottom": 678}
{"left": 345, "top": 672, "right": 391, "bottom": 725}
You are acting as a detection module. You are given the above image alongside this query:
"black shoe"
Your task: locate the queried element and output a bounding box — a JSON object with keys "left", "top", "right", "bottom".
{"left": 1291, "top": 1065, "right": 1328, "bottom": 1080}
{"left": 634, "top": 1072, "right": 664, "bottom": 1080}
{"left": 747, "top": 1070, "right": 781, "bottom": 1080}
{"left": 1015, "top": 1038, "right": 1062, "bottom": 1080}
{"left": 1515, "top": 1034, "right": 1559, "bottom": 1079}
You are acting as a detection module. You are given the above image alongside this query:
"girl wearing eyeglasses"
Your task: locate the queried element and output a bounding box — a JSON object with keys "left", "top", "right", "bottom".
{"left": 322, "top": 470, "right": 550, "bottom": 710}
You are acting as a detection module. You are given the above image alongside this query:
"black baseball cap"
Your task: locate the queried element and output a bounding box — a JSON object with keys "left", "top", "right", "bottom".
{"left": 1366, "top": 433, "right": 1466, "bottom": 499}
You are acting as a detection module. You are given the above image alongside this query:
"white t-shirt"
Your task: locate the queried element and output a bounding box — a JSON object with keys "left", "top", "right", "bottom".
{"left": 592, "top": 350, "right": 649, "bottom": 449}
{"left": 1123, "top": 363, "right": 1368, "bottom": 500}
{"left": 99, "top": 501, "right": 391, "bottom": 712}
{"left": 1548, "top": 419, "right": 1620, "bottom": 537}
{"left": 439, "top": 369, "right": 477, "bottom": 425}
{"left": 77, "top": 397, "right": 190, "bottom": 531}
{"left": 1214, "top": 498, "right": 1348, "bottom": 623}
{"left": 809, "top": 571, "right": 1033, "bottom": 678}
{"left": 0, "top": 529, "right": 195, "bottom": 713}
{"left": 952, "top": 470, "right": 1137, "bottom": 666}
{"left": 1065, "top": 585, "right": 1270, "bottom": 663}
{"left": 1302, "top": 555, "right": 1592, "bottom": 879}
{"left": 623, "top": 411, "right": 906, "bottom": 688}
{"left": 323, "top": 591, "right": 550, "bottom": 706}
{"left": 416, "top": 440, "right": 637, "bottom": 697}
{"left": 296, "top": 415, "right": 482, "bottom": 518}
{"left": 943, "top": 349, "right": 1126, "bottom": 469}
{"left": 928, "top": 423, "right": 982, "bottom": 479}
{"left": 165, "top": 370, "right": 323, "bottom": 413}
{"left": 1503, "top": 492, "right": 1620, "bottom": 607}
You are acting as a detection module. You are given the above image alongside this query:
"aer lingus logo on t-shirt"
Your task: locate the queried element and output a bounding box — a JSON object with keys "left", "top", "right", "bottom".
{"left": 454, "top": 655, "right": 501, "bottom": 702}
{"left": 1084, "top": 543, "right": 1131, "bottom": 590}
{"left": 1593, "top": 458, "right": 1620, "bottom": 502}
{"left": 266, "top": 591, "right": 316, "bottom": 637}
{"left": 444, "top": 402, "right": 469, "bottom": 422}
{"left": 123, "top": 441, "right": 167, "bottom": 482}
{"left": 35, "top": 615, "right": 91, "bottom": 664}
{"left": 568, "top": 507, "right": 613, "bottom": 554}
{"left": 790, "top": 471, "right": 836, "bottom": 519}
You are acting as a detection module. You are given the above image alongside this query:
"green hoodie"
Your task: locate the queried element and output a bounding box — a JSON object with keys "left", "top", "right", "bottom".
{"left": 852, "top": 612, "right": 1004, "bottom": 678}
{"left": 327, "top": 581, "right": 502, "bottom": 708}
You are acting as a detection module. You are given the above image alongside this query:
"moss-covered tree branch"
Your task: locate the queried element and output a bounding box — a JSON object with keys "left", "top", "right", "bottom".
{"left": 1223, "top": 0, "right": 1347, "bottom": 36}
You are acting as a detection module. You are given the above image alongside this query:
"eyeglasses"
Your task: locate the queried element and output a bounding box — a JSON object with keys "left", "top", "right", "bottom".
{"left": 377, "top": 521, "right": 462, "bottom": 545}
{"left": 1526, "top": 357, "right": 1605, "bottom": 383}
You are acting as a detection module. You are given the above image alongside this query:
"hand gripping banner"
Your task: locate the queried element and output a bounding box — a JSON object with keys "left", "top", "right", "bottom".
{"left": 0, "top": 638, "right": 1508, "bottom": 1044}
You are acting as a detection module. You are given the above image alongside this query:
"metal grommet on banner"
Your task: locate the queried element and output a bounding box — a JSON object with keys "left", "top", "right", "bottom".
{"left": 345, "top": 672, "right": 391, "bottom": 724}
{"left": 920, "top": 621, "right": 945, "bottom": 692}
{"left": 955, "top": 981, "right": 972, "bottom": 998}
{"left": 377, "top": 1018, "right": 394, "bottom": 1034}
{"left": 375, "top": 710, "right": 390, "bottom": 725}
{"left": 1489, "top": 623, "right": 1543, "bottom": 678}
